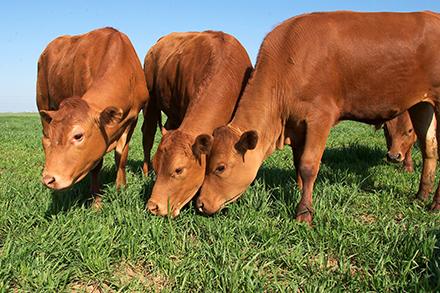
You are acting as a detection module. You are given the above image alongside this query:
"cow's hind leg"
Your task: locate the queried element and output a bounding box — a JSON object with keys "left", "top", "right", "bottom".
{"left": 291, "top": 126, "right": 305, "bottom": 191}
{"left": 408, "top": 103, "right": 437, "bottom": 202}
{"left": 142, "top": 100, "right": 160, "bottom": 175}
{"left": 115, "top": 120, "right": 137, "bottom": 189}
{"left": 429, "top": 101, "right": 440, "bottom": 211}
{"left": 295, "top": 115, "right": 333, "bottom": 225}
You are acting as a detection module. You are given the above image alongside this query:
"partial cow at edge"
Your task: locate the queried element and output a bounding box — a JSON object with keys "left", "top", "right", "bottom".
{"left": 142, "top": 31, "right": 252, "bottom": 217}
{"left": 36, "top": 27, "right": 149, "bottom": 207}
{"left": 378, "top": 111, "right": 418, "bottom": 172}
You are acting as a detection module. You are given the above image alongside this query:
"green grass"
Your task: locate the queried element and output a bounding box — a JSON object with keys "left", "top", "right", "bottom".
{"left": 0, "top": 114, "right": 439, "bottom": 292}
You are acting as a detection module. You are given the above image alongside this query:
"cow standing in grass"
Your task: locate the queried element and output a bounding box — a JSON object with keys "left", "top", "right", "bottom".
{"left": 142, "top": 31, "right": 252, "bottom": 217}
{"left": 37, "top": 27, "right": 149, "bottom": 207}
{"left": 195, "top": 11, "right": 440, "bottom": 224}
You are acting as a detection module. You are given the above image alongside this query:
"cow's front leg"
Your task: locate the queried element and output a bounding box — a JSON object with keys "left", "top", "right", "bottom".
{"left": 402, "top": 147, "right": 414, "bottom": 173}
{"left": 115, "top": 121, "right": 137, "bottom": 189}
{"left": 90, "top": 158, "right": 103, "bottom": 209}
{"left": 142, "top": 100, "right": 160, "bottom": 176}
{"left": 295, "top": 117, "right": 332, "bottom": 225}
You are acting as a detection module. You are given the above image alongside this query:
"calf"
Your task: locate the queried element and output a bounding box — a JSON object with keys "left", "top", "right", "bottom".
{"left": 37, "top": 27, "right": 149, "bottom": 206}
{"left": 141, "top": 31, "right": 252, "bottom": 217}
{"left": 195, "top": 11, "right": 440, "bottom": 224}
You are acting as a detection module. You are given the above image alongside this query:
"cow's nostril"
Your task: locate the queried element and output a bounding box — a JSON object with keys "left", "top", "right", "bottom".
{"left": 147, "top": 200, "right": 159, "bottom": 214}
{"left": 43, "top": 175, "right": 56, "bottom": 186}
{"left": 196, "top": 199, "right": 204, "bottom": 213}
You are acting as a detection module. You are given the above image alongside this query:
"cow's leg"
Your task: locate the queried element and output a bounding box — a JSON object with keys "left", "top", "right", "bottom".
{"left": 408, "top": 103, "right": 437, "bottom": 202}
{"left": 142, "top": 100, "right": 160, "bottom": 175}
{"left": 295, "top": 117, "right": 333, "bottom": 225}
{"left": 292, "top": 146, "right": 303, "bottom": 190}
{"left": 429, "top": 102, "right": 440, "bottom": 211}
{"left": 403, "top": 146, "right": 414, "bottom": 173}
{"left": 115, "top": 120, "right": 137, "bottom": 189}
{"left": 91, "top": 158, "right": 103, "bottom": 209}
{"left": 291, "top": 128, "right": 305, "bottom": 191}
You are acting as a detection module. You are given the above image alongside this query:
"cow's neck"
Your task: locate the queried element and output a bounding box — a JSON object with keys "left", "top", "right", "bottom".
{"left": 179, "top": 111, "right": 225, "bottom": 138}
{"left": 178, "top": 89, "right": 237, "bottom": 138}
{"left": 230, "top": 77, "right": 286, "bottom": 162}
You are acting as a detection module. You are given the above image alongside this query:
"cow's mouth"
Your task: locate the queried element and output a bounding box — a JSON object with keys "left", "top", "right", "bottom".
{"left": 172, "top": 187, "right": 201, "bottom": 217}
{"left": 218, "top": 191, "right": 244, "bottom": 211}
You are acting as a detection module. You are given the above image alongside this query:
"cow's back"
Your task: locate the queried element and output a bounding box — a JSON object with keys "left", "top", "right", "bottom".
{"left": 144, "top": 31, "right": 252, "bottom": 126}
{"left": 37, "top": 27, "right": 147, "bottom": 112}
{"left": 253, "top": 11, "right": 440, "bottom": 123}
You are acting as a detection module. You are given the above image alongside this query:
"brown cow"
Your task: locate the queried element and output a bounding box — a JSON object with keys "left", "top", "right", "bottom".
{"left": 382, "top": 111, "right": 418, "bottom": 172}
{"left": 141, "top": 31, "right": 252, "bottom": 217}
{"left": 37, "top": 27, "right": 149, "bottom": 207}
{"left": 195, "top": 11, "right": 440, "bottom": 224}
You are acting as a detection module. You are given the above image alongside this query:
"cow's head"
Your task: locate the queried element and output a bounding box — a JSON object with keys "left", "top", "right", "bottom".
{"left": 196, "top": 126, "right": 261, "bottom": 215}
{"left": 147, "top": 129, "right": 212, "bottom": 217}
{"left": 39, "top": 97, "right": 122, "bottom": 190}
{"left": 383, "top": 113, "right": 416, "bottom": 163}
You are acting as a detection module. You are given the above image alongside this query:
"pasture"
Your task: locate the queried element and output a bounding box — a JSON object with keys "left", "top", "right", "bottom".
{"left": 0, "top": 113, "right": 439, "bottom": 291}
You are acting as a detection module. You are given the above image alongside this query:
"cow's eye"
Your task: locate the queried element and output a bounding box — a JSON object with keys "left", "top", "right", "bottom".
{"left": 175, "top": 167, "right": 184, "bottom": 175}
{"left": 408, "top": 129, "right": 413, "bottom": 134}
{"left": 73, "top": 133, "right": 84, "bottom": 142}
{"left": 215, "top": 164, "right": 225, "bottom": 174}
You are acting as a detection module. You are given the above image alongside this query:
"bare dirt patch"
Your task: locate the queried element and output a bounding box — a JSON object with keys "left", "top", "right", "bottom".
{"left": 113, "top": 261, "right": 169, "bottom": 290}
{"left": 359, "top": 213, "right": 377, "bottom": 224}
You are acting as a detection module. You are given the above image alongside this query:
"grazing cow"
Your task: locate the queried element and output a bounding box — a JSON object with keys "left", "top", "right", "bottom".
{"left": 195, "top": 11, "right": 440, "bottom": 224}
{"left": 37, "top": 27, "right": 149, "bottom": 207}
{"left": 141, "top": 31, "right": 252, "bottom": 217}
{"left": 382, "top": 111, "right": 418, "bottom": 172}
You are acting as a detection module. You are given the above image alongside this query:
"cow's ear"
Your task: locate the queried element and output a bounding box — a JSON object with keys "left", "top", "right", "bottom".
{"left": 39, "top": 110, "right": 55, "bottom": 124}
{"left": 192, "top": 134, "right": 213, "bottom": 162}
{"left": 235, "top": 130, "right": 258, "bottom": 155}
{"left": 100, "top": 107, "right": 123, "bottom": 126}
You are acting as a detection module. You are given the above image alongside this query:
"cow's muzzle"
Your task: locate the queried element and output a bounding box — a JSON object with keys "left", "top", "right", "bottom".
{"left": 387, "top": 151, "right": 403, "bottom": 163}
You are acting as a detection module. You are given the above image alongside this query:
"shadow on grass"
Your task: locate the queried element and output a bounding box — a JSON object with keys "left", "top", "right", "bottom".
{"left": 45, "top": 157, "right": 155, "bottom": 217}
{"left": 126, "top": 159, "right": 144, "bottom": 175}
{"left": 255, "top": 145, "right": 388, "bottom": 201}
{"left": 44, "top": 165, "right": 118, "bottom": 218}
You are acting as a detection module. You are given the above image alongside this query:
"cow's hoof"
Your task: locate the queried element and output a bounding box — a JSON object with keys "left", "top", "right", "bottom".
{"left": 142, "top": 162, "right": 149, "bottom": 176}
{"left": 403, "top": 165, "right": 414, "bottom": 173}
{"left": 415, "top": 193, "right": 429, "bottom": 203}
{"left": 295, "top": 205, "right": 314, "bottom": 226}
{"left": 296, "top": 213, "right": 313, "bottom": 226}
{"left": 91, "top": 198, "right": 103, "bottom": 210}
{"left": 429, "top": 202, "right": 440, "bottom": 211}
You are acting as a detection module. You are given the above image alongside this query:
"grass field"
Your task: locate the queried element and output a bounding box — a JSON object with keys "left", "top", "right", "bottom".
{"left": 0, "top": 113, "right": 439, "bottom": 292}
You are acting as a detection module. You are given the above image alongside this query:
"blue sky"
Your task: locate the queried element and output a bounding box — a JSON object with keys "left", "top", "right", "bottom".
{"left": 1, "top": 1, "right": 439, "bottom": 112}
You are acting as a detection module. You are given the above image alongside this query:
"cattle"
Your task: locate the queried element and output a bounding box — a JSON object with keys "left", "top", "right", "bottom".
{"left": 382, "top": 111, "right": 418, "bottom": 172}
{"left": 141, "top": 31, "right": 252, "bottom": 217}
{"left": 195, "top": 11, "right": 440, "bottom": 225}
{"left": 37, "top": 27, "right": 149, "bottom": 207}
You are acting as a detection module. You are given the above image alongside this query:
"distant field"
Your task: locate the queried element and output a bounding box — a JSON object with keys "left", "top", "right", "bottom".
{"left": 0, "top": 114, "right": 439, "bottom": 291}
